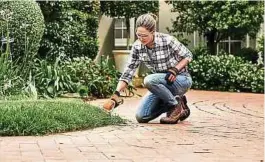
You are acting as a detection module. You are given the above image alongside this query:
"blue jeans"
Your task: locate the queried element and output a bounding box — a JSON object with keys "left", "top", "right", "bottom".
{"left": 135, "top": 73, "right": 192, "bottom": 123}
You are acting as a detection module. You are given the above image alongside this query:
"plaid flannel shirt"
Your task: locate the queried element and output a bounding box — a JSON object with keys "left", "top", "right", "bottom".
{"left": 120, "top": 32, "right": 193, "bottom": 84}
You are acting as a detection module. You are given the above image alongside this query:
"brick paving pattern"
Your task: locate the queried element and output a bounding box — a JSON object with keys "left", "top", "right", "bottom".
{"left": 0, "top": 89, "right": 263, "bottom": 162}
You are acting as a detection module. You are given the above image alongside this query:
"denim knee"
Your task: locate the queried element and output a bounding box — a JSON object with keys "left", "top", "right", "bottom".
{"left": 135, "top": 113, "right": 149, "bottom": 123}
{"left": 143, "top": 75, "right": 154, "bottom": 89}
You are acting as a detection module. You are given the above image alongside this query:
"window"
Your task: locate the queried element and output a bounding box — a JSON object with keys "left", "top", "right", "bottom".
{"left": 217, "top": 36, "right": 243, "bottom": 54}
{"left": 114, "top": 18, "right": 135, "bottom": 48}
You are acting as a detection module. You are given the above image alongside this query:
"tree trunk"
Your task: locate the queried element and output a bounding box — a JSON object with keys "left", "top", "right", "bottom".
{"left": 205, "top": 30, "right": 217, "bottom": 55}
{"left": 125, "top": 18, "right": 130, "bottom": 50}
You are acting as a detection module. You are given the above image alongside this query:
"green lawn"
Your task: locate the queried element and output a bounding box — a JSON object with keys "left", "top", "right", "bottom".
{"left": 0, "top": 99, "right": 125, "bottom": 136}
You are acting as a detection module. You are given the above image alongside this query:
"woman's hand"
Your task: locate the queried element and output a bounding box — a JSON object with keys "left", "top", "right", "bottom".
{"left": 165, "top": 67, "right": 179, "bottom": 85}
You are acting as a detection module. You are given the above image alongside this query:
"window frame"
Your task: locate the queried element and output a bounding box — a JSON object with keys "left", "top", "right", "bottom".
{"left": 217, "top": 36, "right": 243, "bottom": 54}
{"left": 114, "top": 17, "right": 135, "bottom": 48}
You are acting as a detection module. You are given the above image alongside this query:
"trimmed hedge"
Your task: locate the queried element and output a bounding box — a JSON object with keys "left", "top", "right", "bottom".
{"left": 189, "top": 54, "right": 264, "bottom": 93}
{"left": 37, "top": 1, "right": 100, "bottom": 60}
{"left": 0, "top": 1, "right": 45, "bottom": 60}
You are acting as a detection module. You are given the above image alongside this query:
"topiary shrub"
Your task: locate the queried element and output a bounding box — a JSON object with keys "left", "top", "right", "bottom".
{"left": 37, "top": 1, "right": 100, "bottom": 60}
{"left": 0, "top": 1, "right": 45, "bottom": 60}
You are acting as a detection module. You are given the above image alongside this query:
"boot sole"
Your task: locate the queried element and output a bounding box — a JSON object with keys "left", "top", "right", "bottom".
{"left": 160, "top": 119, "right": 179, "bottom": 124}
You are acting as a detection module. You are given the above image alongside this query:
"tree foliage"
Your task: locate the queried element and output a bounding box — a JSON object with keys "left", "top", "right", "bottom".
{"left": 100, "top": 1, "right": 159, "bottom": 19}
{"left": 37, "top": 1, "right": 100, "bottom": 60}
{"left": 166, "top": 1, "right": 264, "bottom": 54}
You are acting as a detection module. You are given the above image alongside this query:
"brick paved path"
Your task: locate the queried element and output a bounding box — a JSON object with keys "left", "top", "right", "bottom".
{"left": 0, "top": 89, "right": 263, "bottom": 162}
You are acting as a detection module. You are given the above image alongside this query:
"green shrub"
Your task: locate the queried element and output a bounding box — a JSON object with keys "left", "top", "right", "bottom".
{"left": 0, "top": 53, "right": 24, "bottom": 97}
{"left": 32, "top": 56, "right": 76, "bottom": 98}
{"left": 0, "top": 100, "right": 125, "bottom": 136}
{"left": 37, "top": 1, "right": 99, "bottom": 60}
{"left": 234, "top": 47, "right": 259, "bottom": 64}
{"left": 64, "top": 56, "right": 120, "bottom": 98}
{"left": 231, "top": 63, "right": 264, "bottom": 93}
{"left": 190, "top": 54, "right": 264, "bottom": 93}
{"left": 32, "top": 56, "right": 120, "bottom": 98}
{"left": 0, "top": 1, "right": 45, "bottom": 60}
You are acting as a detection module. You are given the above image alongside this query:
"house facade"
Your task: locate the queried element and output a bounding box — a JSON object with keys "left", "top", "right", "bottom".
{"left": 96, "top": 0, "right": 264, "bottom": 64}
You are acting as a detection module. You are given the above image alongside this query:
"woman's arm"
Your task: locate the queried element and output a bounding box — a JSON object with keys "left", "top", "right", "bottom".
{"left": 116, "top": 80, "right": 128, "bottom": 92}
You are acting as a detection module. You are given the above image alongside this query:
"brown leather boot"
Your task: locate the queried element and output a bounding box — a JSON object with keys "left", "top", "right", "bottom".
{"left": 160, "top": 102, "right": 185, "bottom": 124}
{"left": 179, "top": 96, "right": 190, "bottom": 121}
{"left": 166, "top": 96, "right": 190, "bottom": 121}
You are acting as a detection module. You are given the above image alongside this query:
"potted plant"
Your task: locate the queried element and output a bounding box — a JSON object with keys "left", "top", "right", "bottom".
{"left": 100, "top": 1, "right": 159, "bottom": 73}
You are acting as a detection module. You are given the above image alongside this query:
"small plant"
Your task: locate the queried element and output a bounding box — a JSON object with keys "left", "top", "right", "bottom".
{"left": 78, "top": 85, "right": 89, "bottom": 99}
{"left": 32, "top": 55, "right": 76, "bottom": 98}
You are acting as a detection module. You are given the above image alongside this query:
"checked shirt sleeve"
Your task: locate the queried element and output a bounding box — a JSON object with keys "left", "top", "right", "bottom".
{"left": 168, "top": 36, "right": 193, "bottom": 62}
{"left": 119, "top": 46, "right": 141, "bottom": 84}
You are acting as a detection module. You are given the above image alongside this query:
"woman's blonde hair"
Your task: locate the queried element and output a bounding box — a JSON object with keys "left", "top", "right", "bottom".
{"left": 136, "top": 13, "right": 157, "bottom": 32}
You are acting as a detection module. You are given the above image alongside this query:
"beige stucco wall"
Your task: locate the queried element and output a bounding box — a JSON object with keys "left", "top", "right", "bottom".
{"left": 95, "top": 15, "right": 114, "bottom": 63}
{"left": 158, "top": 0, "right": 203, "bottom": 49}
{"left": 158, "top": 0, "right": 177, "bottom": 34}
